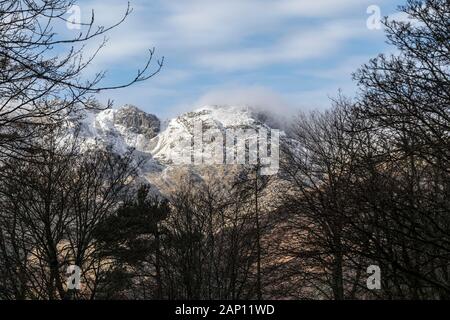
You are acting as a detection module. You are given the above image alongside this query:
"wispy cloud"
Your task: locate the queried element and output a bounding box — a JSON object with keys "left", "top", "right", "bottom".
{"left": 79, "top": 0, "right": 388, "bottom": 69}
{"left": 73, "top": 0, "right": 403, "bottom": 117}
{"left": 197, "top": 19, "right": 368, "bottom": 71}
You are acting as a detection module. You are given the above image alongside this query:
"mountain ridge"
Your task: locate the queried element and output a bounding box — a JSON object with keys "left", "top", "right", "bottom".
{"left": 72, "top": 104, "right": 282, "bottom": 190}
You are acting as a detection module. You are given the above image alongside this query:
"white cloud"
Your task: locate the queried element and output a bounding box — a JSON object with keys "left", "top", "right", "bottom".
{"left": 79, "top": 0, "right": 389, "bottom": 71}
{"left": 298, "top": 54, "right": 376, "bottom": 80}
{"left": 162, "top": 86, "right": 301, "bottom": 128}
{"left": 155, "top": 69, "right": 193, "bottom": 85}
{"left": 277, "top": 0, "right": 372, "bottom": 17}
{"left": 197, "top": 19, "right": 367, "bottom": 71}
{"left": 190, "top": 85, "right": 355, "bottom": 124}
{"left": 195, "top": 86, "right": 293, "bottom": 111}
{"left": 71, "top": 0, "right": 399, "bottom": 118}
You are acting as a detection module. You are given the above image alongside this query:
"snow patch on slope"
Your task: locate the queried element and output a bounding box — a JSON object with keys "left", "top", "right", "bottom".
{"left": 72, "top": 104, "right": 280, "bottom": 186}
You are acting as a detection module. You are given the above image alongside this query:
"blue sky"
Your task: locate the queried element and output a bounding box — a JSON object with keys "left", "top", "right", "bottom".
{"left": 73, "top": 0, "right": 406, "bottom": 119}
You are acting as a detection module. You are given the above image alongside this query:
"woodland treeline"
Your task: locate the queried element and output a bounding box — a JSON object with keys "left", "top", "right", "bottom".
{"left": 0, "top": 0, "right": 448, "bottom": 299}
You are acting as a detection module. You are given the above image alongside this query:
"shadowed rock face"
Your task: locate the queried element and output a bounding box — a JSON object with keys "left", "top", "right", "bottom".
{"left": 114, "top": 105, "right": 160, "bottom": 139}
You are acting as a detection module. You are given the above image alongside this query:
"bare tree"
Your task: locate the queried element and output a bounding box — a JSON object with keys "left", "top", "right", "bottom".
{"left": 0, "top": 0, "right": 163, "bottom": 160}
{"left": 279, "top": 101, "right": 367, "bottom": 300}
{"left": 350, "top": 0, "right": 450, "bottom": 298}
{"left": 0, "top": 127, "right": 138, "bottom": 299}
{"left": 93, "top": 184, "right": 170, "bottom": 299}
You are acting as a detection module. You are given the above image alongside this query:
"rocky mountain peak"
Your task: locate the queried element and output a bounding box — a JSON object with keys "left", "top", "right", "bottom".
{"left": 73, "top": 104, "right": 282, "bottom": 187}
{"left": 114, "top": 104, "right": 160, "bottom": 139}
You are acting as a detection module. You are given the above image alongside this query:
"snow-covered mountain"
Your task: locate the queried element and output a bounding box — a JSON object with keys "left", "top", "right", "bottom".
{"left": 72, "top": 104, "right": 281, "bottom": 189}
